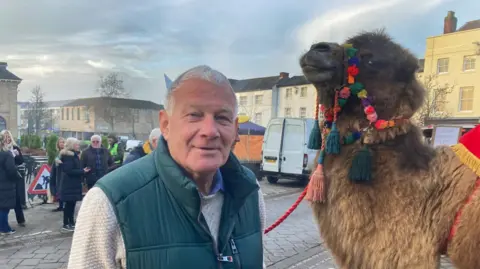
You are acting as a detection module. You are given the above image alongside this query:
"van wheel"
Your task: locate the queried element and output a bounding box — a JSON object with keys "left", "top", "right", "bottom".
{"left": 267, "top": 176, "right": 279, "bottom": 184}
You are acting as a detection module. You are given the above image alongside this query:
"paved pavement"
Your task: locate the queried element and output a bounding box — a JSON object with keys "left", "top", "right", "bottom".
{"left": 0, "top": 178, "right": 455, "bottom": 268}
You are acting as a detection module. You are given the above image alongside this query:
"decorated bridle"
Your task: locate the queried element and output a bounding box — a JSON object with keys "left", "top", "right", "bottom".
{"left": 305, "top": 44, "right": 409, "bottom": 203}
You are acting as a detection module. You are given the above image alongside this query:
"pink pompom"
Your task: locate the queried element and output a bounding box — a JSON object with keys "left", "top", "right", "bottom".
{"left": 339, "top": 87, "right": 351, "bottom": 99}
{"left": 366, "top": 112, "right": 378, "bottom": 123}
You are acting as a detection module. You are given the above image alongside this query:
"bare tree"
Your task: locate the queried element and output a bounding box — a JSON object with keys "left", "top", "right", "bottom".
{"left": 414, "top": 74, "right": 455, "bottom": 126}
{"left": 96, "top": 72, "right": 130, "bottom": 98}
{"left": 96, "top": 72, "right": 131, "bottom": 133}
{"left": 26, "top": 86, "right": 48, "bottom": 135}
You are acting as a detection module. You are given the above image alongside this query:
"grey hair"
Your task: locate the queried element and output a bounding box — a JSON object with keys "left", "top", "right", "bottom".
{"left": 164, "top": 65, "right": 238, "bottom": 115}
{"left": 65, "top": 137, "right": 80, "bottom": 151}
{"left": 149, "top": 128, "right": 161, "bottom": 144}
{"left": 90, "top": 135, "right": 101, "bottom": 142}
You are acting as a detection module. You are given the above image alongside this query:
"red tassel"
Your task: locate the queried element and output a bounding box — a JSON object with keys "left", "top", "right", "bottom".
{"left": 306, "top": 164, "right": 325, "bottom": 202}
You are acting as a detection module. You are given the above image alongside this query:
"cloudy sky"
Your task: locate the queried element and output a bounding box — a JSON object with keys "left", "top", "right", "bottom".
{"left": 0, "top": 0, "right": 477, "bottom": 105}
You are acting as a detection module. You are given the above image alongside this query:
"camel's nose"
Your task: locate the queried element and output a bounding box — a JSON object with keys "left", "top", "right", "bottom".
{"left": 310, "top": 42, "right": 338, "bottom": 52}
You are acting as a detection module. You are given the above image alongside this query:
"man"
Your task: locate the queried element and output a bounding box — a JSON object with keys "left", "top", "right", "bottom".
{"left": 80, "top": 135, "right": 114, "bottom": 189}
{"left": 68, "top": 65, "right": 266, "bottom": 269}
{"left": 107, "top": 134, "right": 124, "bottom": 170}
{"left": 123, "top": 128, "right": 161, "bottom": 165}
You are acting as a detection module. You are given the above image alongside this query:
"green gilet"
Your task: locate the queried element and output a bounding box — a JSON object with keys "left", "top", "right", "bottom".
{"left": 109, "top": 143, "right": 120, "bottom": 164}
{"left": 96, "top": 139, "right": 264, "bottom": 269}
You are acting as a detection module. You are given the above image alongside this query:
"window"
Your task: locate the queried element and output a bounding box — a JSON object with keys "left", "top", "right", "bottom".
{"left": 71, "top": 108, "right": 74, "bottom": 120}
{"left": 239, "top": 96, "right": 247, "bottom": 106}
{"left": 254, "top": 112, "right": 262, "bottom": 124}
{"left": 77, "top": 107, "right": 81, "bottom": 120}
{"left": 84, "top": 109, "right": 90, "bottom": 122}
{"left": 437, "top": 58, "right": 449, "bottom": 74}
{"left": 463, "top": 56, "right": 476, "bottom": 71}
{"left": 134, "top": 109, "right": 140, "bottom": 122}
{"left": 458, "top": 87, "right": 474, "bottom": 112}
{"left": 285, "top": 88, "right": 292, "bottom": 99}
{"left": 300, "top": 87, "right": 308, "bottom": 98}
{"left": 284, "top": 107, "right": 292, "bottom": 117}
{"left": 299, "top": 107, "right": 307, "bottom": 118}
{"left": 61, "top": 108, "right": 64, "bottom": 120}
{"left": 66, "top": 108, "right": 69, "bottom": 120}
{"left": 254, "top": 95, "right": 263, "bottom": 105}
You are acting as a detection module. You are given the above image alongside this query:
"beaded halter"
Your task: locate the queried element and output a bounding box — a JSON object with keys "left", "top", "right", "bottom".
{"left": 305, "top": 44, "right": 409, "bottom": 203}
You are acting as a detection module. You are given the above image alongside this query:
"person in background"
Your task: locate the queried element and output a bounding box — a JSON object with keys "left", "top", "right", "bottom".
{"left": 59, "top": 137, "right": 90, "bottom": 232}
{"left": 50, "top": 137, "right": 65, "bottom": 212}
{"left": 107, "top": 134, "right": 124, "bottom": 171}
{"left": 0, "top": 130, "right": 26, "bottom": 227}
{"left": 123, "top": 128, "right": 161, "bottom": 165}
{"left": 69, "top": 65, "right": 266, "bottom": 268}
{"left": 0, "top": 133, "right": 22, "bottom": 235}
{"left": 80, "top": 135, "right": 113, "bottom": 190}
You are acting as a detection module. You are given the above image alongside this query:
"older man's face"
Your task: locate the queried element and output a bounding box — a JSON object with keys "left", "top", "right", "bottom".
{"left": 160, "top": 78, "right": 238, "bottom": 175}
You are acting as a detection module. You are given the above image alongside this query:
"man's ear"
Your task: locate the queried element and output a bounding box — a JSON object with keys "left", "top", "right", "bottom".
{"left": 159, "top": 110, "right": 170, "bottom": 140}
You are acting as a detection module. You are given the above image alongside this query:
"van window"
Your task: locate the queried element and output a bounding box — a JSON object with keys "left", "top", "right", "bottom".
{"left": 265, "top": 124, "right": 282, "bottom": 150}
{"left": 282, "top": 124, "right": 304, "bottom": 151}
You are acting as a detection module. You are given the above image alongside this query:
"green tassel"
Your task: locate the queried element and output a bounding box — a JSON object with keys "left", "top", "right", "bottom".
{"left": 349, "top": 82, "right": 364, "bottom": 94}
{"left": 338, "top": 98, "right": 347, "bottom": 107}
{"left": 346, "top": 48, "right": 358, "bottom": 57}
{"left": 326, "top": 123, "right": 340, "bottom": 154}
{"left": 307, "top": 120, "right": 322, "bottom": 149}
{"left": 349, "top": 146, "right": 372, "bottom": 182}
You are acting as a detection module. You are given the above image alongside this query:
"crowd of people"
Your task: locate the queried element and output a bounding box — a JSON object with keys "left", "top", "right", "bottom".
{"left": 0, "top": 128, "right": 162, "bottom": 234}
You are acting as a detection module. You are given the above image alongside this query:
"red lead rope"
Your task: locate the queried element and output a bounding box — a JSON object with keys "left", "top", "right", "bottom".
{"left": 264, "top": 187, "right": 308, "bottom": 234}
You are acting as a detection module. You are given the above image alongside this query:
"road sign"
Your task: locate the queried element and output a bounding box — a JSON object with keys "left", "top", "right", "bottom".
{"left": 28, "top": 164, "right": 51, "bottom": 195}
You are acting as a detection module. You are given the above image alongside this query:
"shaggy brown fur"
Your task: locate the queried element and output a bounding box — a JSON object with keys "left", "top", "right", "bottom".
{"left": 299, "top": 30, "right": 480, "bottom": 268}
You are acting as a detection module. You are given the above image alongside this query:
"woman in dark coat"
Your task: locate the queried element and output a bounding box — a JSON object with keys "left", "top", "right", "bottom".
{"left": 59, "top": 137, "right": 90, "bottom": 231}
{"left": 49, "top": 137, "right": 65, "bottom": 212}
{"left": 0, "top": 133, "right": 22, "bottom": 235}
{"left": 0, "top": 130, "right": 25, "bottom": 227}
{"left": 80, "top": 135, "right": 113, "bottom": 190}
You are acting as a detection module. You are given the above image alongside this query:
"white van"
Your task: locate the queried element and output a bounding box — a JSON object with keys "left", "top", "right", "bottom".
{"left": 260, "top": 118, "right": 318, "bottom": 184}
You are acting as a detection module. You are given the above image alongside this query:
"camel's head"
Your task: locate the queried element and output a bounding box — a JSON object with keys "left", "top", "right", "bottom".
{"left": 300, "top": 30, "right": 424, "bottom": 122}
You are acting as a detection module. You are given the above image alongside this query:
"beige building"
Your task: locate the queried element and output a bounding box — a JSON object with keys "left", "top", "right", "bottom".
{"left": 230, "top": 72, "right": 317, "bottom": 126}
{"left": 0, "top": 62, "right": 22, "bottom": 137}
{"left": 230, "top": 73, "right": 288, "bottom": 126}
{"left": 420, "top": 11, "right": 479, "bottom": 126}
{"left": 276, "top": 76, "right": 317, "bottom": 119}
{"left": 58, "top": 97, "right": 163, "bottom": 140}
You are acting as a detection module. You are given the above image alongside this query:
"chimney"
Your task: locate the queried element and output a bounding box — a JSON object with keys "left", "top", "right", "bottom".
{"left": 443, "top": 11, "right": 457, "bottom": 34}
{"left": 279, "top": 72, "right": 289, "bottom": 79}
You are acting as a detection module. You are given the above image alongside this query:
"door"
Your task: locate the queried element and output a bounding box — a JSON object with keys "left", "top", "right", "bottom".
{"left": 262, "top": 118, "right": 284, "bottom": 172}
{"left": 280, "top": 119, "right": 305, "bottom": 175}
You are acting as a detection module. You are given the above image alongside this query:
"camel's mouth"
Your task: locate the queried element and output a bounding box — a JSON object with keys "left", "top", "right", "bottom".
{"left": 300, "top": 42, "right": 344, "bottom": 86}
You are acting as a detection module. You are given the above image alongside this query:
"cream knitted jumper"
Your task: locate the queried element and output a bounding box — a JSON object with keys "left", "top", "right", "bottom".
{"left": 68, "top": 184, "right": 266, "bottom": 269}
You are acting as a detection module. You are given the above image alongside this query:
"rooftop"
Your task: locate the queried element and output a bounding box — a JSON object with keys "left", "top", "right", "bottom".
{"left": 64, "top": 97, "right": 163, "bottom": 110}
{"left": 0, "top": 62, "right": 21, "bottom": 81}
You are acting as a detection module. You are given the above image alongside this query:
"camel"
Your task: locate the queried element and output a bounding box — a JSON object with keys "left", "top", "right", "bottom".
{"left": 298, "top": 30, "right": 480, "bottom": 269}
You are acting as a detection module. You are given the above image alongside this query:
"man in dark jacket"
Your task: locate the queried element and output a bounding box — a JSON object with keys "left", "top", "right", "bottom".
{"left": 123, "top": 128, "right": 161, "bottom": 165}
{"left": 81, "top": 135, "right": 113, "bottom": 189}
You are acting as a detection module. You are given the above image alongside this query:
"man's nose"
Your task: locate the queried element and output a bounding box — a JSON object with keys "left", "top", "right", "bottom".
{"left": 200, "top": 116, "right": 220, "bottom": 138}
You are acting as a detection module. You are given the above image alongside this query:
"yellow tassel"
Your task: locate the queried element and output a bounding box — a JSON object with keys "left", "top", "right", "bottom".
{"left": 452, "top": 143, "right": 480, "bottom": 178}
{"left": 357, "top": 89, "right": 368, "bottom": 99}
{"left": 306, "top": 164, "right": 326, "bottom": 203}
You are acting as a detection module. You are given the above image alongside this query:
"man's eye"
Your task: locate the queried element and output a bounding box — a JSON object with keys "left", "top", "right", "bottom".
{"left": 216, "top": 116, "right": 231, "bottom": 122}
